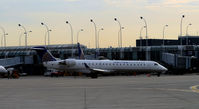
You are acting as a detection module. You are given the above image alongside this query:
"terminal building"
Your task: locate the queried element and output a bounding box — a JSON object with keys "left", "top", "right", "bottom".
{"left": 1, "top": 36, "right": 199, "bottom": 75}
{"left": 136, "top": 36, "right": 199, "bottom": 46}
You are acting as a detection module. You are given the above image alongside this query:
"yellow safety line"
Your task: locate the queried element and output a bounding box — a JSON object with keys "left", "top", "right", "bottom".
{"left": 190, "top": 85, "right": 199, "bottom": 93}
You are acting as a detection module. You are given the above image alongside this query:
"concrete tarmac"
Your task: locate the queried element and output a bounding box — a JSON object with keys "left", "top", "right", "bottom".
{"left": 0, "top": 75, "right": 199, "bottom": 109}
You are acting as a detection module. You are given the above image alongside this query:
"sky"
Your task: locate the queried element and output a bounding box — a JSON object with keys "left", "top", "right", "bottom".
{"left": 1, "top": 0, "right": 199, "bottom": 48}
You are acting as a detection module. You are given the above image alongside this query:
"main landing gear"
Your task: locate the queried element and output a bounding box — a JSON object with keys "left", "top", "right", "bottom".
{"left": 90, "top": 72, "right": 98, "bottom": 78}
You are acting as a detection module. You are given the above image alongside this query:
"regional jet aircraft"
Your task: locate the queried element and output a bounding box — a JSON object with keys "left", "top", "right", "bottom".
{"left": 33, "top": 43, "right": 167, "bottom": 78}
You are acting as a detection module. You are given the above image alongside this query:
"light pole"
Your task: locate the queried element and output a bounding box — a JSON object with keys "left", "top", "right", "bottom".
{"left": 180, "top": 15, "right": 185, "bottom": 55}
{"left": 77, "top": 29, "right": 83, "bottom": 43}
{"left": 97, "top": 28, "right": 103, "bottom": 48}
{"left": 1, "top": 35, "right": 3, "bottom": 47}
{"left": 140, "top": 16, "right": 149, "bottom": 60}
{"left": 19, "top": 31, "right": 32, "bottom": 46}
{"left": 118, "top": 27, "right": 124, "bottom": 47}
{"left": 18, "top": 24, "right": 28, "bottom": 47}
{"left": 19, "top": 32, "right": 24, "bottom": 46}
{"left": 44, "top": 29, "right": 52, "bottom": 46}
{"left": 90, "top": 19, "right": 97, "bottom": 49}
{"left": 0, "top": 26, "right": 8, "bottom": 47}
{"left": 140, "top": 26, "right": 146, "bottom": 47}
{"left": 114, "top": 18, "right": 122, "bottom": 48}
{"left": 186, "top": 23, "right": 192, "bottom": 36}
{"left": 41, "top": 22, "right": 50, "bottom": 45}
{"left": 1, "top": 33, "right": 8, "bottom": 47}
{"left": 66, "top": 21, "right": 74, "bottom": 57}
{"left": 163, "top": 24, "right": 168, "bottom": 46}
{"left": 186, "top": 23, "right": 192, "bottom": 45}
{"left": 180, "top": 15, "right": 185, "bottom": 36}
{"left": 140, "top": 17, "right": 148, "bottom": 46}
{"left": 180, "top": 15, "right": 185, "bottom": 46}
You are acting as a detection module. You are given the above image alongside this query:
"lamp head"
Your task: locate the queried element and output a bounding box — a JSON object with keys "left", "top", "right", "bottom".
{"left": 114, "top": 18, "right": 117, "bottom": 21}
{"left": 18, "top": 24, "right": 21, "bottom": 26}
{"left": 41, "top": 22, "right": 44, "bottom": 25}
{"left": 182, "top": 15, "right": 185, "bottom": 18}
{"left": 90, "top": 19, "right": 93, "bottom": 22}
{"left": 66, "top": 21, "right": 69, "bottom": 24}
{"left": 140, "top": 16, "right": 143, "bottom": 19}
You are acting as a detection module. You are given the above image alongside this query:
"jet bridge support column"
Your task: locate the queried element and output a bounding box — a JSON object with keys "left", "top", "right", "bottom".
{"left": 145, "top": 46, "right": 151, "bottom": 60}
{"left": 107, "top": 49, "right": 112, "bottom": 59}
{"left": 59, "top": 51, "right": 65, "bottom": 59}
{"left": 120, "top": 48, "right": 124, "bottom": 59}
{"left": 132, "top": 51, "right": 138, "bottom": 60}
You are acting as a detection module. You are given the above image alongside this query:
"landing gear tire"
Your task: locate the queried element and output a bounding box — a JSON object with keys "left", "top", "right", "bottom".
{"left": 157, "top": 72, "right": 161, "bottom": 77}
{"left": 90, "top": 73, "right": 98, "bottom": 78}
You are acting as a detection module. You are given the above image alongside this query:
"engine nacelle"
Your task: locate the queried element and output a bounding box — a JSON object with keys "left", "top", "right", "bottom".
{"left": 59, "top": 59, "right": 76, "bottom": 67}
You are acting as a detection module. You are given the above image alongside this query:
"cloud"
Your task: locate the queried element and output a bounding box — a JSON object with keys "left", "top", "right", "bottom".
{"left": 164, "top": 0, "right": 198, "bottom": 5}
{"left": 104, "top": 0, "right": 134, "bottom": 7}
{"left": 64, "top": 0, "right": 79, "bottom": 1}
{"left": 144, "top": 0, "right": 199, "bottom": 10}
{"left": 103, "top": 0, "right": 199, "bottom": 9}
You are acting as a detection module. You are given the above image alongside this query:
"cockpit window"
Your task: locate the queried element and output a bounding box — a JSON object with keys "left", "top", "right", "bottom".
{"left": 154, "top": 63, "right": 158, "bottom": 66}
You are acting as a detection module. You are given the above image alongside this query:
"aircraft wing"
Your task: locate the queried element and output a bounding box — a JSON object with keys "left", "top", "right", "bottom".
{"left": 84, "top": 63, "right": 113, "bottom": 73}
{"left": 58, "top": 60, "right": 66, "bottom": 65}
{"left": 90, "top": 68, "right": 112, "bottom": 73}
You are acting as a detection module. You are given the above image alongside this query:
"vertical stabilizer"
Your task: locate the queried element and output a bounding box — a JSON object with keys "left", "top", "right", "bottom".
{"left": 32, "top": 46, "right": 57, "bottom": 62}
{"left": 77, "top": 43, "right": 85, "bottom": 59}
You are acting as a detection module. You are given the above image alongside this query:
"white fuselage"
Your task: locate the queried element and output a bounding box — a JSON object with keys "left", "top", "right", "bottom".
{"left": 43, "top": 59, "right": 167, "bottom": 74}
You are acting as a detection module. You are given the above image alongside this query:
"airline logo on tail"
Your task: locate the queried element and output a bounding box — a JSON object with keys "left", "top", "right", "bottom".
{"left": 33, "top": 46, "right": 57, "bottom": 62}
{"left": 77, "top": 43, "right": 85, "bottom": 59}
{"left": 42, "top": 51, "right": 56, "bottom": 62}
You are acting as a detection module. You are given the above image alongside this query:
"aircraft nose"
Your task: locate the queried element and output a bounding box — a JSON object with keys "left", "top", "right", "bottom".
{"left": 161, "top": 66, "right": 168, "bottom": 72}
{"left": 0, "top": 67, "right": 7, "bottom": 73}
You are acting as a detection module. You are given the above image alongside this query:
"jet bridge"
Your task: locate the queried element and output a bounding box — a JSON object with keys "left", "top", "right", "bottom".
{"left": 0, "top": 56, "right": 34, "bottom": 67}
